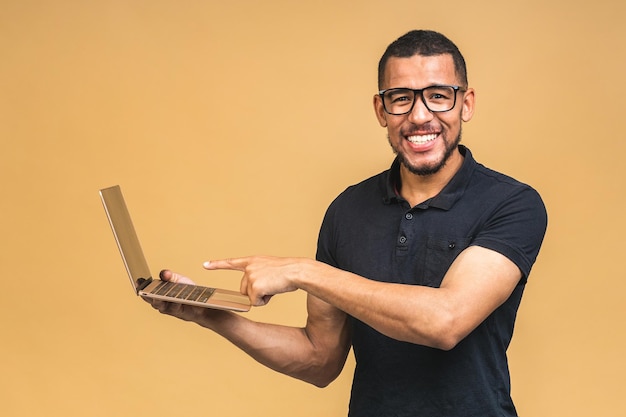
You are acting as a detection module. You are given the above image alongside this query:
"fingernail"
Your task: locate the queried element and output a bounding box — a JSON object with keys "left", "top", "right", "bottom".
{"left": 203, "top": 261, "right": 211, "bottom": 268}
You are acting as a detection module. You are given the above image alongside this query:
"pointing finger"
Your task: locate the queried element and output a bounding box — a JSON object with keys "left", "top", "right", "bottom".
{"left": 203, "top": 258, "right": 250, "bottom": 271}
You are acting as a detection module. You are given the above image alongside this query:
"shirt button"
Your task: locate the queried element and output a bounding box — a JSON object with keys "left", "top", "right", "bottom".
{"left": 399, "top": 236, "right": 407, "bottom": 244}
{"left": 405, "top": 213, "right": 413, "bottom": 220}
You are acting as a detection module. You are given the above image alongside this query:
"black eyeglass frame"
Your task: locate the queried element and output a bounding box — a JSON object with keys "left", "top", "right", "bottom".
{"left": 378, "top": 85, "right": 466, "bottom": 115}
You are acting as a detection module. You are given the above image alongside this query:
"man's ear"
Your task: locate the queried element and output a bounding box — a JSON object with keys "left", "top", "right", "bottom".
{"left": 373, "top": 94, "right": 388, "bottom": 127}
{"left": 461, "top": 88, "right": 475, "bottom": 122}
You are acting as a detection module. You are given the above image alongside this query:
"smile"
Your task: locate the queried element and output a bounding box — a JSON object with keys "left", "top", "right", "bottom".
{"left": 406, "top": 133, "right": 438, "bottom": 145}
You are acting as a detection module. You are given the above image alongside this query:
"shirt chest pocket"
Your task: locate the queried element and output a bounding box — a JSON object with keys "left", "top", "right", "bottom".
{"left": 420, "top": 235, "right": 472, "bottom": 287}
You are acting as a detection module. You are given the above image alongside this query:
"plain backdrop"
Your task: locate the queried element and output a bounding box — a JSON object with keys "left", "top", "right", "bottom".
{"left": 1, "top": 0, "right": 625, "bottom": 416}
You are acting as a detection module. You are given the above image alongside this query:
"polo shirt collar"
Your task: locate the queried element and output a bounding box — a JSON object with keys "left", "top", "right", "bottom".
{"left": 383, "top": 145, "right": 477, "bottom": 210}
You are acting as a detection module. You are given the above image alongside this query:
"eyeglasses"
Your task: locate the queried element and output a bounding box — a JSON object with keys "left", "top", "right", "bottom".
{"left": 378, "top": 85, "right": 465, "bottom": 115}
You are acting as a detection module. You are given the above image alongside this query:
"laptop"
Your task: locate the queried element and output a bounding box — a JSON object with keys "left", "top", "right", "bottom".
{"left": 100, "top": 185, "right": 251, "bottom": 312}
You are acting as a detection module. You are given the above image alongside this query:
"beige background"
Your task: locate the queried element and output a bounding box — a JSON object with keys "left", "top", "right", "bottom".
{"left": 1, "top": 0, "right": 624, "bottom": 416}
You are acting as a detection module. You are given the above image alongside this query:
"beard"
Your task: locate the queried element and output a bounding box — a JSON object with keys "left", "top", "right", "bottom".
{"left": 388, "top": 127, "right": 462, "bottom": 176}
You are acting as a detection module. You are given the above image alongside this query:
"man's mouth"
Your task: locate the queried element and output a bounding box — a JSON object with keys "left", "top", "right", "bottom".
{"left": 406, "top": 133, "right": 438, "bottom": 145}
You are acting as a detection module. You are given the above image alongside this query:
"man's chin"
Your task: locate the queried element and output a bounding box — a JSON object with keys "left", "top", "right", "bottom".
{"left": 401, "top": 157, "right": 446, "bottom": 176}
{"left": 398, "top": 143, "right": 460, "bottom": 176}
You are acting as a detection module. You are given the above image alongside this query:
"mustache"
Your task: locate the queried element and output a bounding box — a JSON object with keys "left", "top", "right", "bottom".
{"left": 400, "top": 123, "right": 440, "bottom": 136}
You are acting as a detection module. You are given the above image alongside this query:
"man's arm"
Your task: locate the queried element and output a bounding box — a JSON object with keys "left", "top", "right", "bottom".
{"left": 206, "top": 245, "right": 522, "bottom": 351}
{"left": 146, "top": 271, "right": 351, "bottom": 387}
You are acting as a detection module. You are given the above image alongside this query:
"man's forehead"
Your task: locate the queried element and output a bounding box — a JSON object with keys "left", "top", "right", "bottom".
{"left": 383, "top": 54, "right": 458, "bottom": 87}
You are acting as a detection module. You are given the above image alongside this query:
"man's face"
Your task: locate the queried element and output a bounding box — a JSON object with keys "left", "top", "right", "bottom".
{"left": 374, "top": 54, "right": 475, "bottom": 176}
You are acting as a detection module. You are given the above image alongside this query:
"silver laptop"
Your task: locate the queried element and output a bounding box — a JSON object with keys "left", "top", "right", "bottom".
{"left": 100, "top": 185, "right": 251, "bottom": 312}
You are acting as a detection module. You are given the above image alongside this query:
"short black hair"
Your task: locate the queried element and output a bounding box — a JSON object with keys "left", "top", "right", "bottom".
{"left": 378, "top": 30, "right": 468, "bottom": 89}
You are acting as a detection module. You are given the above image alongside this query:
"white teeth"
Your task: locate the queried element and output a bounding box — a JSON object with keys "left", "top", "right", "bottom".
{"left": 407, "top": 134, "right": 437, "bottom": 144}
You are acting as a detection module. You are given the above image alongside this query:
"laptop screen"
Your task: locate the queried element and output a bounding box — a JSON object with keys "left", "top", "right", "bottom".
{"left": 100, "top": 185, "right": 152, "bottom": 293}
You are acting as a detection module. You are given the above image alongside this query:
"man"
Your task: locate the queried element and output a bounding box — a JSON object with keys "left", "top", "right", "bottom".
{"left": 148, "top": 30, "right": 547, "bottom": 416}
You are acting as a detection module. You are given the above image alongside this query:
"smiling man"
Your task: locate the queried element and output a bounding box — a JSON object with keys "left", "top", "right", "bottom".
{"left": 374, "top": 32, "right": 474, "bottom": 205}
{"left": 148, "top": 30, "right": 547, "bottom": 417}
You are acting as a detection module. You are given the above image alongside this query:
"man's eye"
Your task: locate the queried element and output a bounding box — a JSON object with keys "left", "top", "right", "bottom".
{"left": 388, "top": 92, "right": 413, "bottom": 103}
{"left": 392, "top": 95, "right": 411, "bottom": 103}
{"left": 426, "top": 87, "right": 453, "bottom": 101}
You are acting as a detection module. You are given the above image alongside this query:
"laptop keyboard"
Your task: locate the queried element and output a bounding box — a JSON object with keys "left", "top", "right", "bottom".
{"left": 150, "top": 280, "right": 216, "bottom": 303}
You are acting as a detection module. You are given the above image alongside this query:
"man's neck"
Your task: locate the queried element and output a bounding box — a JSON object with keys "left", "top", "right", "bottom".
{"left": 399, "top": 151, "right": 464, "bottom": 207}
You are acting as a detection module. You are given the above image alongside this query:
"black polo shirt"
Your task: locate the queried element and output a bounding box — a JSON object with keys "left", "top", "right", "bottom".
{"left": 316, "top": 145, "right": 547, "bottom": 417}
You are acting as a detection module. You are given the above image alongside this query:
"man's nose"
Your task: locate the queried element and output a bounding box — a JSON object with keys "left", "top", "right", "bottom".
{"left": 408, "top": 96, "right": 434, "bottom": 124}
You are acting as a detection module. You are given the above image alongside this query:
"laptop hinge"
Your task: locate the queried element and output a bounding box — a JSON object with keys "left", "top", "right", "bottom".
{"left": 136, "top": 277, "right": 153, "bottom": 292}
